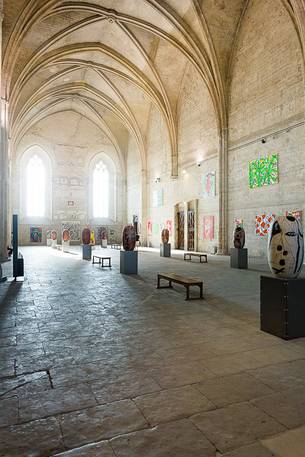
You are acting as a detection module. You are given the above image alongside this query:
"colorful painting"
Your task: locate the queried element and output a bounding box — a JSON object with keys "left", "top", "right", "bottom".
{"left": 30, "top": 227, "right": 42, "bottom": 243}
{"left": 147, "top": 220, "right": 152, "bottom": 236}
{"left": 255, "top": 214, "right": 276, "bottom": 237}
{"left": 165, "top": 220, "right": 173, "bottom": 236}
{"left": 61, "top": 222, "right": 80, "bottom": 241}
{"left": 249, "top": 154, "right": 278, "bottom": 189}
{"left": 285, "top": 210, "right": 302, "bottom": 222}
{"left": 203, "top": 172, "right": 216, "bottom": 197}
{"left": 153, "top": 189, "right": 164, "bottom": 208}
{"left": 203, "top": 216, "right": 214, "bottom": 241}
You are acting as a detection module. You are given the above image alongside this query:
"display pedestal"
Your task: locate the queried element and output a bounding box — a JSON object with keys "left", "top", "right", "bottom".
{"left": 230, "top": 248, "right": 248, "bottom": 269}
{"left": 160, "top": 243, "right": 171, "bottom": 257}
{"left": 101, "top": 239, "right": 107, "bottom": 248}
{"left": 47, "top": 239, "right": 52, "bottom": 247}
{"left": 51, "top": 240, "right": 57, "bottom": 249}
{"left": 260, "top": 275, "right": 305, "bottom": 339}
{"left": 120, "top": 250, "right": 138, "bottom": 274}
{"left": 62, "top": 241, "right": 70, "bottom": 253}
{"left": 82, "top": 244, "right": 92, "bottom": 261}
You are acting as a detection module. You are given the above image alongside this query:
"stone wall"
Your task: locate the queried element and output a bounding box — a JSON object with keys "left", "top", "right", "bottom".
{"left": 11, "top": 111, "right": 126, "bottom": 245}
{"left": 228, "top": 0, "right": 305, "bottom": 256}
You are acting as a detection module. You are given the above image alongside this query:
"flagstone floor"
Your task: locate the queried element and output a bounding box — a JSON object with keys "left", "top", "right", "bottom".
{"left": 1, "top": 247, "right": 305, "bottom": 457}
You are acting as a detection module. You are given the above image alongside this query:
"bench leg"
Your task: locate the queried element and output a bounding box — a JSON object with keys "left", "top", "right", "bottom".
{"left": 157, "top": 275, "right": 160, "bottom": 289}
{"left": 186, "top": 286, "right": 190, "bottom": 300}
{"left": 199, "top": 284, "right": 203, "bottom": 299}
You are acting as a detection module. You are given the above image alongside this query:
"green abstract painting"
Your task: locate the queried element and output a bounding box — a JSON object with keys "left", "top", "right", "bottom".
{"left": 248, "top": 154, "right": 278, "bottom": 189}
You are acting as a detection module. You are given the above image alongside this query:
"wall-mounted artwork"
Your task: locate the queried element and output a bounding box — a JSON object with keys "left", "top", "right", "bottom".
{"left": 203, "top": 172, "right": 216, "bottom": 197}
{"left": 153, "top": 189, "right": 164, "bottom": 208}
{"left": 203, "top": 216, "right": 214, "bottom": 240}
{"left": 30, "top": 227, "right": 42, "bottom": 243}
{"left": 97, "top": 226, "right": 108, "bottom": 240}
{"left": 285, "top": 210, "right": 302, "bottom": 222}
{"left": 147, "top": 220, "right": 152, "bottom": 236}
{"left": 249, "top": 154, "right": 278, "bottom": 189}
{"left": 61, "top": 222, "right": 81, "bottom": 241}
{"left": 255, "top": 214, "right": 275, "bottom": 237}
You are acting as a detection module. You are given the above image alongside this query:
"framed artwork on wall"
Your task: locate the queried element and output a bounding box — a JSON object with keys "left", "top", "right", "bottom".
{"left": 255, "top": 214, "right": 275, "bottom": 237}
{"left": 30, "top": 227, "right": 42, "bottom": 243}
{"left": 203, "top": 216, "right": 214, "bottom": 240}
{"left": 147, "top": 220, "right": 152, "bottom": 235}
{"left": 249, "top": 154, "right": 278, "bottom": 189}
{"left": 203, "top": 171, "right": 216, "bottom": 197}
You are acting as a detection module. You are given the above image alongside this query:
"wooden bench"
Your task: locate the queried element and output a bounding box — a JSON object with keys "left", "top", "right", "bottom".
{"left": 157, "top": 273, "right": 203, "bottom": 301}
{"left": 184, "top": 252, "right": 208, "bottom": 263}
{"left": 92, "top": 255, "right": 112, "bottom": 268}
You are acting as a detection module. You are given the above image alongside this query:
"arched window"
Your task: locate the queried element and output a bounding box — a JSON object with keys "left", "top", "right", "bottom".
{"left": 89, "top": 152, "right": 117, "bottom": 222}
{"left": 26, "top": 155, "right": 45, "bottom": 217}
{"left": 93, "top": 161, "right": 109, "bottom": 218}
{"left": 20, "top": 146, "right": 52, "bottom": 223}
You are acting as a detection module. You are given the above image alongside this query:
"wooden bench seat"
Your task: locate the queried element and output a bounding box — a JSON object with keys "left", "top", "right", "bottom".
{"left": 157, "top": 273, "right": 203, "bottom": 300}
{"left": 184, "top": 252, "right": 208, "bottom": 263}
{"left": 110, "top": 244, "right": 121, "bottom": 250}
{"left": 92, "top": 255, "right": 112, "bottom": 268}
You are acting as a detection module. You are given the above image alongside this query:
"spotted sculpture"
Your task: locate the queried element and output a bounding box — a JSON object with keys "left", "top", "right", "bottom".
{"left": 161, "top": 228, "right": 169, "bottom": 244}
{"left": 122, "top": 225, "right": 136, "bottom": 251}
{"left": 62, "top": 229, "right": 70, "bottom": 242}
{"left": 51, "top": 230, "right": 57, "bottom": 241}
{"left": 233, "top": 226, "right": 245, "bottom": 249}
{"left": 268, "top": 215, "right": 304, "bottom": 279}
{"left": 82, "top": 228, "right": 91, "bottom": 245}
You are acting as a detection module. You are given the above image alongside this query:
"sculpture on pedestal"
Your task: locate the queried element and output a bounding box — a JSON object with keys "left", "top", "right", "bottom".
{"left": 82, "top": 228, "right": 91, "bottom": 245}
{"left": 161, "top": 228, "right": 169, "bottom": 244}
{"left": 51, "top": 231, "right": 57, "bottom": 241}
{"left": 122, "top": 225, "right": 136, "bottom": 251}
{"left": 62, "top": 229, "right": 70, "bottom": 242}
{"left": 233, "top": 226, "right": 245, "bottom": 249}
{"left": 90, "top": 230, "right": 95, "bottom": 245}
{"left": 268, "top": 215, "right": 304, "bottom": 279}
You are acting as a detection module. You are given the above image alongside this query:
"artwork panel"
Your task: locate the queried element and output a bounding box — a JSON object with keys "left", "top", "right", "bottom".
{"left": 147, "top": 220, "right": 152, "bottom": 236}
{"left": 255, "top": 214, "right": 276, "bottom": 237}
{"left": 249, "top": 154, "right": 278, "bottom": 189}
{"left": 203, "top": 172, "right": 216, "bottom": 197}
{"left": 166, "top": 220, "right": 173, "bottom": 236}
{"left": 30, "top": 227, "right": 42, "bottom": 243}
{"left": 203, "top": 216, "right": 214, "bottom": 241}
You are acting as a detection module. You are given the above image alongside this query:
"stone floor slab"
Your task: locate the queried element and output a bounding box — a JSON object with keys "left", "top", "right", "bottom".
{"left": 134, "top": 385, "right": 214, "bottom": 426}
{"left": 191, "top": 402, "right": 285, "bottom": 453}
{"left": 253, "top": 387, "right": 305, "bottom": 429}
{"left": 110, "top": 418, "right": 216, "bottom": 457}
{"left": 52, "top": 440, "right": 115, "bottom": 456}
{"left": 196, "top": 372, "right": 274, "bottom": 407}
{"left": 261, "top": 425, "right": 305, "bottom": 457}
{"left": 222, "top": 442, "right": 276, "bottom": 456}
{"left": 60, "top": 399, "right": 148, "bottom": 448}
{"left": 247, "top": 359, "right": 305, "bottom": 391}
{"left": 0, "top": 417, "right": 65, "bottom": 457}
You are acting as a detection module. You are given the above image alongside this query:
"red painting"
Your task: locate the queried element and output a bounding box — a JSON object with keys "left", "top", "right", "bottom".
{"left": 147, "top": 220, "right": 152, "bottom": 236}
{"left": 203, "top": 216, "right": 214, "bottom": 241}
{"left": 255, "top": 214, "right": 275, "bottom": 237}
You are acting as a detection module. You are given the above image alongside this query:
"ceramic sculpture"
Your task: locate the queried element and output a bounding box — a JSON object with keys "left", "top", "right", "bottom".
{"left": 122, "top": 225, "right": 136, "bottom": 251}
{"left": 161, "top": 228, "right": 169, "bottom": 244}
{"left": 82, "top": 228, "right": 91, "bottom": 245}
{"left": 90, "top": 231, "right": 95, "bottom": 245}
{"left": 233, "top": 226, "right": 245, "bottom": 249}
{"left": 51, "top": 230, "right": 57, "bottom": 241}
{"left": 268, "top": 215, "right": 304, "bottom": 279}
{"left": 62, "top": 229, "right": 70, "bottom": 242}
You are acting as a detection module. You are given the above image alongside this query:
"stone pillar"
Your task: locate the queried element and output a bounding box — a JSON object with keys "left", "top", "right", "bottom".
{"left": 141, "top": 167, "right": 148, "bottom": 246}
{"left": 218, "top": 126, "right": 229, "bottom": 255}
{"left": 0, "top": 4, "right": 8, "bottom": 263}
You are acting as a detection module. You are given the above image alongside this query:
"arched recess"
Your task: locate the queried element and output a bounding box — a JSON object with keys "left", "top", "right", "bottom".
{"left": 18, "top": 145, "right": 53, "bottom": 224}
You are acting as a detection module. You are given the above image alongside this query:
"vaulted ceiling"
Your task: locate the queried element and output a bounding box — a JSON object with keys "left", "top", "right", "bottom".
{"left": 2, "top": 0, "right": 303, "bottom": 174}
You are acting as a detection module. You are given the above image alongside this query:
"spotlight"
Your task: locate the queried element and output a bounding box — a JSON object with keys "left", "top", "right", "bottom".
{"left": 262, "top": 138, "right": 266, "bottom": 144}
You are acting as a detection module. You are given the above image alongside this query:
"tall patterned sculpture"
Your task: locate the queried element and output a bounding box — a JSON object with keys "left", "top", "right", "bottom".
{"left": 82, "top": 228, "right": 91, "bottom": 245}
{"left": 82, "top": 228, "right": 92, "bottom": 260}
{"left": 120, "top": 225, "right": 138, "bottom": 274}
{"left": 233, "top": 226, "right": 245, "bottom": 249}
{"left": 160, "top": 227, "right": 171, "bottom": 257}
{"left": 161, "top": 228, "right": 169, "bottom": 244}
{"left": 268, "top": 215, "right": 304, "bottom": 279}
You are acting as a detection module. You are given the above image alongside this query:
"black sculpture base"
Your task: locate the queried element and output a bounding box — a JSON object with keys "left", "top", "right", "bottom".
{"left": 230, "top": 248, "right": 248, "bottom": 269}
{"left": 120, "top": 250, "right": 138, "bottom": 274}
{"left": 260, "top": 275, "right": 305, "bottom": 340}
{"left": 160, "top": 243, "right": 171, "bottom": 257}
